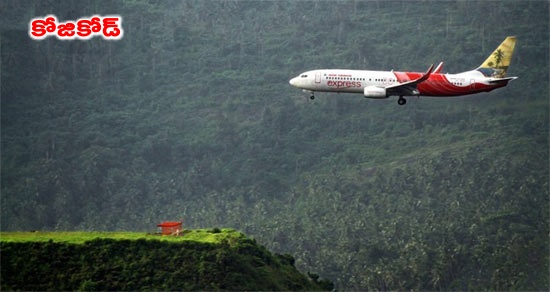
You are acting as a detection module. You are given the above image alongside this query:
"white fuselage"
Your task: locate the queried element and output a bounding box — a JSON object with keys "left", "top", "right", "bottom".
{"left": 289, "top": 69, "right": 398, "bottom": 94}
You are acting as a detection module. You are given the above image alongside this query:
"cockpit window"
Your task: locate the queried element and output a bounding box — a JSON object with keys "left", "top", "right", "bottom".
{"left": 300, "top": 74, "right": 308, "bottom": 78}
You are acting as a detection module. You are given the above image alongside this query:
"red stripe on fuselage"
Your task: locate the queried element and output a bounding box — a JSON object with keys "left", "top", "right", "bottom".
{"left": 393, "top": 71, "right": 508, "bottom": 97}
{"left": 419, "top": 74, "right": 467, "bottom": 96}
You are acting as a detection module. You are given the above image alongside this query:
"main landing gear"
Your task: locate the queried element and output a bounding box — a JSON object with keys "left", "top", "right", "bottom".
{"left": 397, "top": 96, "right": 407, "bottom": 105}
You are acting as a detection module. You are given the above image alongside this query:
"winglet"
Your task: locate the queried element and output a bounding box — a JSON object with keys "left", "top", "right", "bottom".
{"left": 433, "top": 62, "right": 444, "bottom": 74}
{"left": 426, "top": 63, "right": 435, "bottom": 74}
{"left": 416, "top": 64, "right": 434, "bottom": 83}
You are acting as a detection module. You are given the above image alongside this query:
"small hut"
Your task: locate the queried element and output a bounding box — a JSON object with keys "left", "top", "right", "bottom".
{"left": 157, "top": 221, "right": 183, "bottom": 235}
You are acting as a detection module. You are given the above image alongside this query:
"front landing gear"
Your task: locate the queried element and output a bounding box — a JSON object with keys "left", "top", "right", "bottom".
{"left": 397, "top": 96, "right": 407, "bottom": 105}
{"left": 302, "top": 90, "right": 315, "bottom": 100}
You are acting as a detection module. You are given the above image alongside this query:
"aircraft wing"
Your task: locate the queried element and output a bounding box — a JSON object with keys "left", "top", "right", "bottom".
{"left": 386, "top": 64, "right": 434, "bottom": 96}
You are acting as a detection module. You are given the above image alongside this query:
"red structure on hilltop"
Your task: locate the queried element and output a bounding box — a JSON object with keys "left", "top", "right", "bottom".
{"left": 157, "top": 221, "right": 183, "bottom": 235}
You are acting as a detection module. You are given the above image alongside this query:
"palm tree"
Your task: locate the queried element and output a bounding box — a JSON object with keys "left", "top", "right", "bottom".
{"left": 493, "top": 49, "right": 504, "bottom": 68}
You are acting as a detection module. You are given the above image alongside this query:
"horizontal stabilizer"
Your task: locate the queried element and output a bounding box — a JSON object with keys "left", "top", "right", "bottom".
{"left": 487, "top": 76, "right": 518, "bottom": 84}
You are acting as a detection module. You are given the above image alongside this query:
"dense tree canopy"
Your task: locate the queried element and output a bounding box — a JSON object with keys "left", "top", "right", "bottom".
{"left": 1, "top": 231, "right": 332, "bottom": 290}
{"left": 1, "top": 0, "right": 548, "bottom": 290}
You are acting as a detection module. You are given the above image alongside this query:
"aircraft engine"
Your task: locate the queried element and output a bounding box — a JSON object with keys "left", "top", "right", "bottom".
{"left": 363, "top": 86, "right": 387, "bottom": 98}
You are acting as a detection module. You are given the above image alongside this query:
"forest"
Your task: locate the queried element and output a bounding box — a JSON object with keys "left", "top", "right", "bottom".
{"left": 1, "top": 0, "right": 549, "bottom": 290}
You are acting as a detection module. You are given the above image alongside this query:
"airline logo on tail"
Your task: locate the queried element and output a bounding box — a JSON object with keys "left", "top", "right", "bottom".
{"left": 289, "top": 36, "right": 518, "bottom": 105}
{"left": 477, "top": 36, "right": 517, "bottom": 78}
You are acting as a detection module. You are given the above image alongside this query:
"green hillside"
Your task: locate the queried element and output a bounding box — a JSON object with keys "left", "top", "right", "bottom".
{"left": 1, "top": 0, "right": 548, "bottom": 290}
{"left": 1, "top": 229, "right": 247, "bottom": 244}
{"left": 0, "top": 230, "right": 332, "bottom": 291}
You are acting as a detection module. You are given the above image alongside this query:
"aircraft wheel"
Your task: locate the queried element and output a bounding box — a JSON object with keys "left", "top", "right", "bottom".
{"left": 397, "top": 97, "right": 407, "bottom": 105}
{"left": 310, "top": 95, "right": 315, "bottom": 100}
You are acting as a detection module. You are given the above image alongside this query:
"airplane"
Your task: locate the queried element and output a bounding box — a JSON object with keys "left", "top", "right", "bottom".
{"left": 289, "top": 36, "right": 517, "bottom": 105}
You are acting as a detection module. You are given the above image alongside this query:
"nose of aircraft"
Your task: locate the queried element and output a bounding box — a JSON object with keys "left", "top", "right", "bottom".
{"left": 289, "top": 77, "right": 298, "bottom": 87}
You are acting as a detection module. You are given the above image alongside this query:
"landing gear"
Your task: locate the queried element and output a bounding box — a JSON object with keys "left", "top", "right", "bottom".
{"left": 397, "top": 96, "right": 407, "bottom": 105}
{"left": 308, "top": 91, "right": 315, "bottom": 100}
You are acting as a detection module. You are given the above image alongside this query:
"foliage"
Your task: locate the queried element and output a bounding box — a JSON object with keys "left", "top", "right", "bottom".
{"left": 0, "top": 231, "right": 331, "bottom": 291}
{"left": 1, "top": 229, "right": 243, "bottom": 244}
{"left": 1, "top": 0, "right": 548, "bottom": 290}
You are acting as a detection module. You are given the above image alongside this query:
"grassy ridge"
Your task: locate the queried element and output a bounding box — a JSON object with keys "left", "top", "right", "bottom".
{"left": 0, "top": 229, "right": 242, "bottom": 244}
{"left": 1, "top": 229, "right": 333, "bottom": 290}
